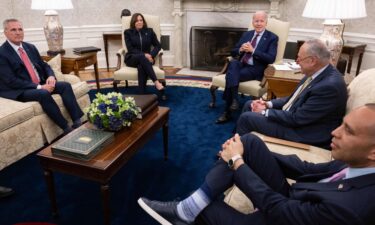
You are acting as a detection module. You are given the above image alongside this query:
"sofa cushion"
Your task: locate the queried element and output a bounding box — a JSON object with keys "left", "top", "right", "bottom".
{"left": 0, "top": 98, "right": 34, "bottom": 132}
{"left": 47, "top": 54, "right": 81, "bottom": 84}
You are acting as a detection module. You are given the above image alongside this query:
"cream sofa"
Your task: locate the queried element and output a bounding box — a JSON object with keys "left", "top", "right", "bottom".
{"left": 224, "top": 68, "right": 375, "bottom": 214}
{"left": 0, "top": 54, "right": 91, "bottom": 170}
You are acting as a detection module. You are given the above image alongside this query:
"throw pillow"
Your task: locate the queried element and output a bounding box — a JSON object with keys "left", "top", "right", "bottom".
{"left": 46, "top": 54, "right": 64, "bottom": 81}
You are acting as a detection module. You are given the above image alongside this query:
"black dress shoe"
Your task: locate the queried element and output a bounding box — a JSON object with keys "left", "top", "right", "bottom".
{"left": 215, "top": 112, "right": 231, "bottom": 124}
{"left": 138, "top": 197, "right": 192, "bottom": 225}
{"left": 229, "top": 99, "right": 239, "bottom": 111}
{"left": 0, "top": 186, "right": 14, "bottom": 199}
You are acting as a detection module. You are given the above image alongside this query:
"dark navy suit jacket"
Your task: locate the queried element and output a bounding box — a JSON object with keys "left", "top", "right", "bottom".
{"left": 268, "top": 64, "right": 347, "bottom": 147}
{"left": 231, "top": 29, "right": 278, "bottom": 80}
{"left": 235, "top": 153, "right": 375, "bottom": 225}
{"left": 0, "top": 41, "right": 55, "bottom": 100}
{"left": 124, "top": 27, "right": 161, "bottom": 63}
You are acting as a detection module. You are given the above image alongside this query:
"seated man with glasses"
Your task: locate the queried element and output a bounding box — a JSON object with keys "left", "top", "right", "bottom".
{"left": 236, "top": 39, "right": 347, "bottom": 149}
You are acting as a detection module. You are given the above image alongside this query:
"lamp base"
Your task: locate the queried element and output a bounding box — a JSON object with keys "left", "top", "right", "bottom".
{"left": 320, "top": 19, "right": 344, "bottom": 67}
{"left": 43, "top": 12, "right": 65, "bottom": 57}
{"left": 47, "top": 49, "right": 65, "bottom": 56}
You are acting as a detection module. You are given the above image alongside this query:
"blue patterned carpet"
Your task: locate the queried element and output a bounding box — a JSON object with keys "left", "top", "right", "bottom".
{"left": 0, "top": 85, "right": 250, "bottom": 225}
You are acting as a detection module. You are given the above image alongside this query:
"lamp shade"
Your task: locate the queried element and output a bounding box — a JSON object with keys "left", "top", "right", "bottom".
{"left": 303, "top": 0, "right": 366, "bottom": 19}
{"left": 31, "top": 0, "right": 73, "bottom": 10}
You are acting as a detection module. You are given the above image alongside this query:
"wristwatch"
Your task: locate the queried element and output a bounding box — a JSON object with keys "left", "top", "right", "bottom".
{"left": 228, "top": 154, "right": 243, "bottom": 169}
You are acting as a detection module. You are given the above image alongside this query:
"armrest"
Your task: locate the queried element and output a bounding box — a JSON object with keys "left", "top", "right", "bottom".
{"left": 116, "top": 48, "right": 126, "bottom": 70}
{"left": 217, "top": 56, "right": 234, "bottom": 75}
{"left": 252, "top": 132, "right": 332, "bottom": 163}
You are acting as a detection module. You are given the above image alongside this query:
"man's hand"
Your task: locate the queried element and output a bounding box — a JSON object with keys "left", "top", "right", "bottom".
{"left": 145, "top": 53, "right": 154, "bottom": 63}
{"left": 251, "top": 99, "right": 267, "bottom": 113}
{"left": 41, "top": 84, "right": 54, "bottom": 93}
{"left": 240, "top": 42, "right": 254, "bottom": 53}
{"left": 46, "top": 76, "right": 56, "bottom": 87}
{"left": 220, "top": 134, "right": 244, "bottom": 163}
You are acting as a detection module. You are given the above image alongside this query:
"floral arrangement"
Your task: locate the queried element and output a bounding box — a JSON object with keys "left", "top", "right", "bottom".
{"left": 86, "top": 92, "right": 140, "bottom": 131}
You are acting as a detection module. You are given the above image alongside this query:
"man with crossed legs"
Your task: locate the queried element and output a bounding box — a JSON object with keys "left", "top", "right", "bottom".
{"left": 138, "top": 103, "right": 375, "bottom": 225}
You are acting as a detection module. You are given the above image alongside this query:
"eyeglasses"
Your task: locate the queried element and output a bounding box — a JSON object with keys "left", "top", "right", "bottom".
{"left": 296, "top": 55, "right": 314, "bottom": 63}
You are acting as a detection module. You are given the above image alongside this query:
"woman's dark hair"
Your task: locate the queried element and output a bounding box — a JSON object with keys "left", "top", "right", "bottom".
{"left": 130, "top": 13, "right": 148, "bottom": 29}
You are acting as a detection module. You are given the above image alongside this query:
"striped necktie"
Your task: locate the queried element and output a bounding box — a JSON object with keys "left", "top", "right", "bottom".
{"left": 282, "top": 76, "right": 312, "bottom": 111}
{"left": 241, "top": 33, "right": 259, "bottom": 64}
{"left": 18, "top": 47, "right": 39, "bottom": 84}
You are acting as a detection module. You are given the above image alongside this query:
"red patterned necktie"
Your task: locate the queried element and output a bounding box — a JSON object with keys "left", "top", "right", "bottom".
{"left": 241, "top": 33, "right": 259, "bottom": 64}
{"left": 18, "top": 47, "right": 39, "bottom": 84}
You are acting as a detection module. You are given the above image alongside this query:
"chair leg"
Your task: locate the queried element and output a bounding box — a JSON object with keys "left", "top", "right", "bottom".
{"left": 209, "top": 85, "right": 219, "bottom": 108}
{"left": 125, "top": 80, "right": 129, "bottom": 88}
{"left": 160, "top": 79, "right": 167, "bottom": 100}
{"left": 113, "top": 80, "right": 120, "bottom": 92}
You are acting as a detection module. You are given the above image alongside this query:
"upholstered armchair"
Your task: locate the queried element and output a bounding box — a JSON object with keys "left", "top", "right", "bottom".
{"left": 224, "top": 68, "right": 375, "bottom": 214}
{"left": 113, "top": 14, "right": 166, "bottom": 99}
{"left": 209, "top": 18, "right": 290, "bottom": 107}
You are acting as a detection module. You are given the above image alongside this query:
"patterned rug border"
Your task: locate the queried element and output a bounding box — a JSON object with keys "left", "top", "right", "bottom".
{"left": 86, "top": 75, "right": 213, "bottom": 90}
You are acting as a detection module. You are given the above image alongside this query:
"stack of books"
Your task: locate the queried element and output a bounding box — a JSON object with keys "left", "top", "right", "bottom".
{"left": 51, "top": 126, "right": 114, "bottom": 161}
{"left": 73, "top": 46, "right": 101, "bottom": 54}
{"left": 126, "top": 94, "right": 158, "bottom": 119}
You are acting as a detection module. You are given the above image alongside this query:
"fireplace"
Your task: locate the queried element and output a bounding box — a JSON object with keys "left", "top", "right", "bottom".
{"left": 190, "top": 26, "right": 247, "bottom": 71}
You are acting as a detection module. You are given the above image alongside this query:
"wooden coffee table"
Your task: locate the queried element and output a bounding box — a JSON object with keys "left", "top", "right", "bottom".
{"left": 37, "top": 107, "right": 170, "bottom": 225}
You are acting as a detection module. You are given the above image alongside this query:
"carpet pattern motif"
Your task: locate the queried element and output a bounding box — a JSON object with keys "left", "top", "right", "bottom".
{"left": 86, "top": 75, "right": 213, "bottom": 90}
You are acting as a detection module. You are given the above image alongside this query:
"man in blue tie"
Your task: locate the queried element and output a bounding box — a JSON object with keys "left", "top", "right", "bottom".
{"left": 138, "top": 103, "right": 375, "bottom": 225}
{"left": 216, "top": 11, "right": 278, "bottom": 124}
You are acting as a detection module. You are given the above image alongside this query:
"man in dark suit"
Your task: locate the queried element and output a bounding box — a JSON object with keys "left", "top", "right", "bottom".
{"left": 236, "top": 39, "right": 347, "bottom": 149}
{"left": 0, "top": 19, "right": 83, "bottom": 134}
{"left": 216, "top": 11, "right": 278, "bottom": 123}
{"left": 138, "top": 103, "right": 375, "bottom": 225}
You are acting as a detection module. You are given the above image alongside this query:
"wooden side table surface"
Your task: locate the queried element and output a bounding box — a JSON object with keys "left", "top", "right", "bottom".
{"left": 264, "top": 64, "right": 303, "bottom": 100}
{"left": 41, "top": 48, "right": 101, "bottom": 90}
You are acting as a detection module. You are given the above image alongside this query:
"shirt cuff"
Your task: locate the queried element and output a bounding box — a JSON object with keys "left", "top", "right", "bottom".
{"left": 266, "top": 101, "right": 273, "bottom": 108}
{"left": 37, "top": 85, "right": 42, "bottom": 89}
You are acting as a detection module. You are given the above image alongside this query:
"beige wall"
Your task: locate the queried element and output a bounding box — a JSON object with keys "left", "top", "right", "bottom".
{"left": 0, "top": 0, "right": 174, "bottom": 28}
{"left": 280, "top": 0, "right": 375, "bottom": 35}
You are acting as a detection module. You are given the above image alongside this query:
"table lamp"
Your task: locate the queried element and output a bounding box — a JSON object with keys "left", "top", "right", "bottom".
{"left": 302, "top": 0, "right": 366, "bottom": 66}
{"left": 31, "top": 0, "right": 73, "bottom": 55}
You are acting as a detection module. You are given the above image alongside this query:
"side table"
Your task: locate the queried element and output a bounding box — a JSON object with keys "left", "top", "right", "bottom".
{"left": 41, "top": 48, "right": 101, "bottom": 90}
{"left": 341, "top": 43, "right": 366, "bottom": 75}
{"left": 264, "top": 65, "right": 303, "bottom": 100}
{"left": 103, "top": 33, "right": 122, "bottom": 71}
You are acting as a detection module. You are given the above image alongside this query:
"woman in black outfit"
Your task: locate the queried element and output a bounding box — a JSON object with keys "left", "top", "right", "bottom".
{"left": 124, "top": 13, "right": 164, "bottom": 93}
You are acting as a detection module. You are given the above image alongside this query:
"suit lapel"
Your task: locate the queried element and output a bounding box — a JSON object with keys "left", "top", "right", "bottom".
{"left": 3, "top": 41, "right": 24, "bottom": 66}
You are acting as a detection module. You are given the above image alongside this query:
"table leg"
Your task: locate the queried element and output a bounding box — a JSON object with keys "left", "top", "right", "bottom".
{"left": 101, "top": 184, "right": 111, "bottom": 225}
{"left": 346, "top": 51, "right": 354, "bottom": 74}
{"left": 103, "top": 36, "right": 110, "bottom": 72}
{"left": 163, "top": 122, "right": 169, "bottom": 160}
{"left": 356, "top": 52, "right": 364, "bottom": 76}
{"left": 44, "top": 169, "right": 59, "bottom": 218}
{"left": 94, "top": 62, "right": 101, "bottom": 91}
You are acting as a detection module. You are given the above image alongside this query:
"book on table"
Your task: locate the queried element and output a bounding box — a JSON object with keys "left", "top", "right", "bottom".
{"left": 125, "top": 94, "right": 158, "bottom": 119}
{"left": 73, "top": 46, "right": 101, "bottom": 54}
{"left": 51, "top": 126, "right": 114, "bottom": 161}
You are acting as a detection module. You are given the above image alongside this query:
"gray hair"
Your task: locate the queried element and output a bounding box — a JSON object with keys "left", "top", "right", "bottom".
{"left": 253, "top": 11, "right": 268, "bottom": 22}
{"left": 304, "top": 39, "right": 331, "bottom": 63}
{"left": 3, "top": 18, "right": 21, "bottom": 30}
